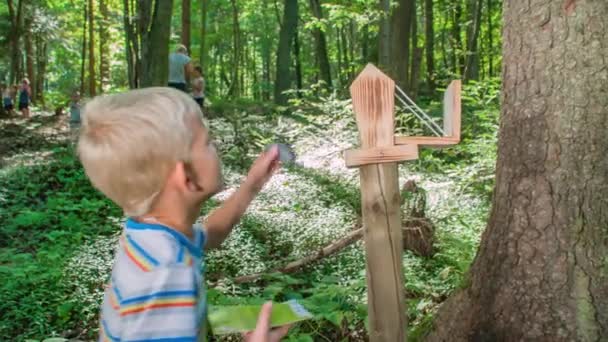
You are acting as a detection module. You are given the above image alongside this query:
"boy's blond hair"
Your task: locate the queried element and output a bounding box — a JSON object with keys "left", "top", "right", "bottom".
{"left": 78, "top": 87, "right": 202, "bottom": 216}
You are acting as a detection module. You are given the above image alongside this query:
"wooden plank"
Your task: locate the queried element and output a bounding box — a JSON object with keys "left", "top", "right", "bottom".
{"left": 394, "top": 136, "right": 459, "bottom": 148}
{"left": 443, "top": 80, "right": 462, "bottom": 140}
{"left": 360, "top": 163, "right": 406, "bottom": 342}
{"left": 344, "top": 144, "right": 419, "bottom": 168}
{"left": 350, "top": 63, "right": 407, "bottom": 342}
{"left": 350, "top": 64, "right": 395, "bottom": 148}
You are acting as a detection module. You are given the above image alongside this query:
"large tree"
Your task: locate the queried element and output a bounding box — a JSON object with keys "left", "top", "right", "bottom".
{"left": 389, "top": 0, "right": 415, "bottom": 92}
{"left": 274, "top": 0, "right": 298, "bottom": 105}
{"left": 427, "top": 1, "right": 608, "bottom": 340}
{"left": 139, "top": 0, "right": 174, "bottom": 87}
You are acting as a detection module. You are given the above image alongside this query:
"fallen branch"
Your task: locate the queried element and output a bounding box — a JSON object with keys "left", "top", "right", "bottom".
{"left": 233, "top": 227, "right": 364, "bottom": 284}
{"left": 230, "top": 217, "right": 433, "bottom": 284}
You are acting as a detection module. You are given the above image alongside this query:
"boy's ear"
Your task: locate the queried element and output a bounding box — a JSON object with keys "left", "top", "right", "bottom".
{"left": 168, "top": 161, "right": 190, "bottom": 192}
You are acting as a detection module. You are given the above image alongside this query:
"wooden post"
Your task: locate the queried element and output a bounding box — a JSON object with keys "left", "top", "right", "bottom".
{"left": 350, "top": 64, "right": 407, "bottom": 341}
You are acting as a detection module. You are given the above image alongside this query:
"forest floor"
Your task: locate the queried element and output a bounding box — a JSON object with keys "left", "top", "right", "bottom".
{"left": 0, "top": 84, "right": 499, "bottom": 341}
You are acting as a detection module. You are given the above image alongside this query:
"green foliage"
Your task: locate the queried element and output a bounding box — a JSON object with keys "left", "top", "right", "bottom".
{"left": 0, "top": 146, "right": 120, "bottom": 339}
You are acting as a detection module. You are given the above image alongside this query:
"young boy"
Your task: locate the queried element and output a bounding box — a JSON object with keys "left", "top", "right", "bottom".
{"left": 192, "top": 66, "right": 205, "bottom": 108}
{"left": 78, "top": 87, "right": 289, "bottom": 341}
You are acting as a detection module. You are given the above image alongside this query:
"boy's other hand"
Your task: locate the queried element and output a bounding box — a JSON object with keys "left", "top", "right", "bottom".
{"left": 244, "top": 145, "right": 280, "bottom": 194}
{"left": 243, "top": 302, "right": 290, "bottom": 342}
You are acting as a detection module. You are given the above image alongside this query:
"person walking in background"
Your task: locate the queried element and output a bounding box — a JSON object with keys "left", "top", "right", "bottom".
{"left": 192, "top": 66, "right": 205, "bottom": 108}
{"left": 2, "top": 84, "right": 14, "bottom": 115}
{"left": 68, "top": 90, "right": 82, "bottom": 141}
{"left": 18, "top": 78, "right": 31, "bottom": 118}
{"left": 168, "top": 44, "right": 194, "bottom": 92}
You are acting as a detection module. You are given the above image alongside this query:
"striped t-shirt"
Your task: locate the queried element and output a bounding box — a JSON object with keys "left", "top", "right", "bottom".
{"left": 99, "top": 218, "right": 207, "bottom": 342}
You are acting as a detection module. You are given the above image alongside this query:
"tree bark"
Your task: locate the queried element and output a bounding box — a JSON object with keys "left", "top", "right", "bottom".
{"left": 274, "top": 0, "right": 298, "bottom": 105}
{"left": 139, "top": 0, "right": 174, "bottom": 87}
{"left": 390, "top": 0, "right": 415, "bottom": 92}
{"left": 424, "top": 0, "right": 435, "bottom": 92}
{"left": 88, "top": 0, "right": 96, "bottom": 96}
{"left": 35, "top": 36, "right": 47, "bottom": 104}
{"left": 99, "top": 0, "right": 110, "bottom": 92}
{"left": 427, "top": 2, "right": 608, "bottom": 341}
{"left": 309, "top": 0, "right": 332, "bottom": 89}
{"left": 378, "top": 0, "right": 391, "bottom": 70}
{"left": 409, "top": 0, "right": 420, "bottom": 97}
{"left": 181, "top": 0, "right": 191, "bottom": 52}
{"left": 464, "top": 0, "right": 483, "bottom": 82}
{"left": 7, "top": 0, "right": 24, "bottom": 85}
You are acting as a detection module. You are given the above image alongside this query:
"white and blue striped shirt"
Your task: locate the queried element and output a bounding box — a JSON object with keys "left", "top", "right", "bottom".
{"left": 99, "top": 218, "right": 206, "bottom": 342}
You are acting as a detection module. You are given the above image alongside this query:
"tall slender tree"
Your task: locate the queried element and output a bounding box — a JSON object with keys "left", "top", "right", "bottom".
{"left": 464, "top": 0, "right": 483, "bottom": 82}
{"left": 309, "top": 0, "right": 331, "bottom": 89}
{"left": 424, "top": 0, "right": 435, "bottom": 92}
{"left": 99, "top": 0, "right": 110, "bottom": 92}
{"left": 181, "top": 0, "right": 191, "bottom": 52}
{"left": 389, "top": 0, "right": 415, "bottom": 91}
{"left": 80, "top": 1, "right": 88, "bottom": 94}
{"left": 229, "top": 0, "right": 241, "bottom": 96}
{"left": 200, "top": 0, "right": 208, "bottom": 70}
{"left": 87, "top": 0, "right": 96, "bottom": 96}
{"left": 274, "top": 0, "right": 298, "bottom": 105}
{"left": 427, "top": 1, "right": 608, "bottom": 340}
{"left": 7, "top": 0, "right": 24, "bottom": 85}
{"left": 24, "top": 14, "right": 35, "bottom": 101}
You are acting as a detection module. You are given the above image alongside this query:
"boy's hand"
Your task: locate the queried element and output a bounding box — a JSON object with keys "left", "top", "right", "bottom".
{"left": 243, "top": 146, "right": 280, "bottom": 194}
{"left": 243, "top": 302, "right": 290, "bottom": 342}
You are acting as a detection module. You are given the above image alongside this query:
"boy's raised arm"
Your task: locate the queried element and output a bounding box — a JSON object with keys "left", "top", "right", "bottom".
{"left": 203, "top": 147, "right": 279, "bottom": 249}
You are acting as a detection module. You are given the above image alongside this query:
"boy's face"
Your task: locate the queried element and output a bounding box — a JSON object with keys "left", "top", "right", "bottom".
{"left": 187, "top": 122, "right": 222, "bottom": 201}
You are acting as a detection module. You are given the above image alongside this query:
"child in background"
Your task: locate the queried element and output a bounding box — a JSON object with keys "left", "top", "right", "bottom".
{"left": 78, "top": 87, "right": 289, "bottom": 341}
{"left": 18, "top": 78, "right": 31, "bottom": 118}
{"left": 68, "top": 90, "right": 81, "bottom": 140}
{"left": 2, "top": 84, "right": 14, "bottom": 115}
{"left": 192, "top": 66, "right": 205, "bottom": 108}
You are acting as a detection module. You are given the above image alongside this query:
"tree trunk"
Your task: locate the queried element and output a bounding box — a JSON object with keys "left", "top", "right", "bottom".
{"left": 293, "top": 30, "right": 303, "bottom": 96}
{"left": 35, "top": 36, "right": 47, "bottom": 104}
{"left": 409, "top": 0, "right": 420, "bottom": 97}
{"left": 181, "top": 0, "right": 191, "bottom": 52}
{"left": 24, "top": 16, "right": 35, "bottom": 102}
{"left": 378, "top": 0, "right": 391, "bottom": 70}
{"left": 139, "top": 0, "right": 174, "bottom": 87}
{"left": 88, "top": 0, "right": 96, "bottom": 96}
{"left": 99, "top": 0, "right": 110, "bottom": 92}
{"left": 274, "top": 0, "right": 298, "bottom": 105}
{"left": 309, "top": 0, "right": 331, "bottom": 89}
{"left": 486, "top": 0, "right": 493, "bottom": 77}
{"left": 200, "top": 0, "right": 208, "bottom": 71}
{"left": 7, "top": 0, "right": 24, "bottom": 85}
{"left": 427, "top": 2, "right": 608, "bottom": 341}
{"left": 390, "top": 0, "right": 415, "bottom": 92}
{"left": 452, "top": 2, "right": 464, "bottom": 77}
{"left": 424, "top": 0, "right": 435, "bottom": 92}
{"left": 464, "top": 0, "right": 483, "bottom": 82}
{"left": 229, "top": 0, "right": 240, "bottom": 97}
{"left": 80, "top": 1, "right": 88, "bottom": 94}
{"left": 123, "top": 0, "right": 138, "bottom": 88}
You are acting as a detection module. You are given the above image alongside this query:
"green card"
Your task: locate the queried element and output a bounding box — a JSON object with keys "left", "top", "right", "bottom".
{"left": 208, "top": 300, "right": 313, "bottom": 335}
